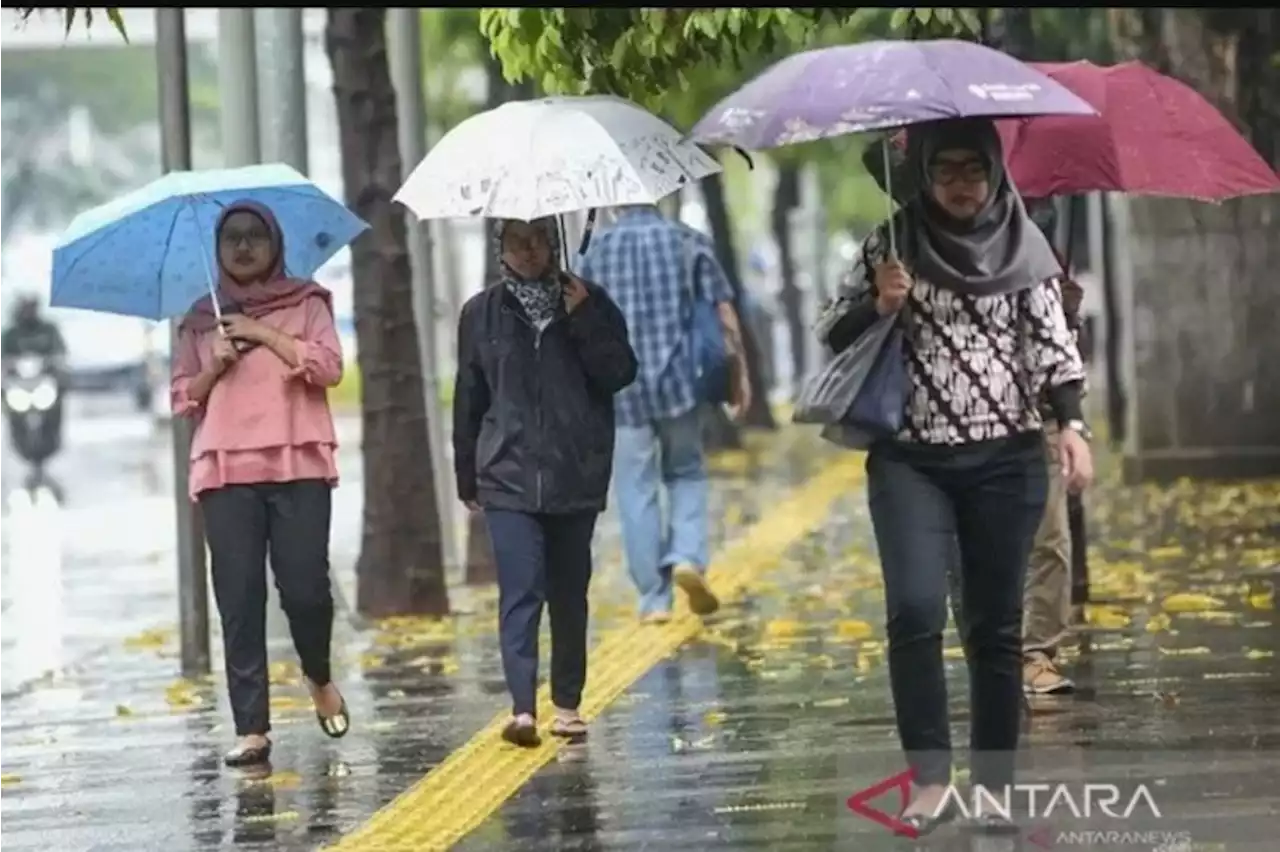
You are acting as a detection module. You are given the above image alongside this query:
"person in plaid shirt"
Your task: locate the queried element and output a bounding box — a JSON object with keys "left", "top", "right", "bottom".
{"left": 578, "top": 204, "right": 751, "bottom": 622}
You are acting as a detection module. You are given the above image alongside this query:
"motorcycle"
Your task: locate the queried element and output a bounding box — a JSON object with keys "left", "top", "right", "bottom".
{"left": 3, "top": 354, "right": 64, "bottom": 473}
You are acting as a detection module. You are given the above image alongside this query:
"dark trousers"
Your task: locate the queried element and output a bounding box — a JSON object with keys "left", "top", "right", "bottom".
{"left": 867, "top": 433, "right": 1047, "bottom": 789}
{"left": 485, "top": 509, "right": 597, "bottom": 717}
{"left": 199, "top": 479, "right": 335, "bottom": 736}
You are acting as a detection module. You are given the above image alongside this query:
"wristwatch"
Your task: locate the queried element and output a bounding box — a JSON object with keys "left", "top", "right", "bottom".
{"left": 1063, "top": 419, "right": 1092, "bottom": 441}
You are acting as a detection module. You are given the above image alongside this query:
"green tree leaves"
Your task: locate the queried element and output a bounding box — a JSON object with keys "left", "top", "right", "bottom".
{"left": 480, "top": 8, "right": 982, "bottom": 110}
{"left": 13, "top": 7, "right": 129, "bottom": 41}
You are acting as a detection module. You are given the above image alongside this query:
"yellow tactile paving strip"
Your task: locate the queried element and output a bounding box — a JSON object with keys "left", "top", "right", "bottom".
{"left": 328, "top": 453, "right": 865, "bottom": 852}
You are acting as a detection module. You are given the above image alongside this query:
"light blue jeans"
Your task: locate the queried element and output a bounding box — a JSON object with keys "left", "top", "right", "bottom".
{"left": 613, "top": 407, "right": 710, "bottom": 615}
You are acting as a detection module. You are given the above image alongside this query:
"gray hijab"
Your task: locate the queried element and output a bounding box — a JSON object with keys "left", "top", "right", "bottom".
{"left": 905, "top": 118, "right": 1061, "bottom": 297}
{"left": 492, "top": 217, "right": 563, "bottom": 327}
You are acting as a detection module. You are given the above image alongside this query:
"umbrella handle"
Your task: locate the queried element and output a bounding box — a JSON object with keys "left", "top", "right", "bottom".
{"left": 577, "top": 209, "right": 598, "bottom": 256}
{"left": 189, "top": 200, "right": 224, "bottom": 322}
{"left": 881, "top": 137, "right": 898, "bottom": 260}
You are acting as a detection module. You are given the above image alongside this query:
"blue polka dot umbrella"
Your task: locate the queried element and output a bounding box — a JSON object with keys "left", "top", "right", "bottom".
{"left": 50, "top": 163, "right": 369, "bottom": 321}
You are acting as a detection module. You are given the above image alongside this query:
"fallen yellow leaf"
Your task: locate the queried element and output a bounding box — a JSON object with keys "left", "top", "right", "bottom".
{"left": 834, "top": 619, "right": 875, "bottom": 641}
{"left": 1245, "top": 649, "right": 1274, "bottom": 660}
{"left": 123, "top": 627, "right": 172, "bottom": 652}
{"left": 704, "top": 710, "right": 727, "bottom": 726}
{"left": 114, "top": 704, "right": 134, "bottom": 717}
{"left": 1247, "top": 589, "right": 1275, "bottom": 611}
{"left": 1157, "top": 646, "right": 1211, "bottom": 656}
{"left": 163, "top": 679, "right": 203, "bottom": 710}
{"left": 1145, "top": 613, "right": 1172, "bottom": 633}
{"left": 1084, "top": 605, "right": 1132, "bottom": 630}
{"left": 1161, "top": 593, "right": 1226, "bottom": 614}
{"left": 1148, "top": 545, "right": 1185, "bottom": 560}
{"left": 812, "top": 696, "right": 850, "bottom": 709}
{"left": 763, "top": 619, "right": 803, "bottom": 640}
{"left": 1, "top": 773, "right": 20, "bottom": 787}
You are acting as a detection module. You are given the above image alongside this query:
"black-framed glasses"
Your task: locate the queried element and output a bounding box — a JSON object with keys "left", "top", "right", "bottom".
{"left": 929, "top": 160, "right": 988, "bottom": 186}
{"left": 220, "top": 227, "right": 272, "bottom": 248}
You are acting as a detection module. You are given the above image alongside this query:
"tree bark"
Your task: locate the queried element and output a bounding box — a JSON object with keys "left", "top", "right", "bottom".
{"left": 771, "top": 163, "right": 806, "bottom": 390}
{"left": 1099, "top": 197, "right": 1127, "bottom": 446}
{"left": 701, "top": 171, "right": 776, "bottom": 432}
{"left": 997, "top": 8, "right": 1037, "bottom": 59}
{"left": 326, "top": 8, "right": 449, "bottom": 616}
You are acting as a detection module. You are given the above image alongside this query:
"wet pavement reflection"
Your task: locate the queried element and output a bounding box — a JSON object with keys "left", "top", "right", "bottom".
{"left": 2, "top": 397, "right": 1278, "bottom": 850}
{"left": 467, "top": 473, "right": 1280, "bottom": 851}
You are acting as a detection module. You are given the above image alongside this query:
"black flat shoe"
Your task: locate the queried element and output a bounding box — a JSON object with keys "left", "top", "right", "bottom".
{"left": 897, "top": 801, "right": 958, "bottom": 838}
{"left": 223, "top": 740, "right": 272, "bottom": 768}
{"left": 316, "top": 698, "right": 350, "bottom": 739}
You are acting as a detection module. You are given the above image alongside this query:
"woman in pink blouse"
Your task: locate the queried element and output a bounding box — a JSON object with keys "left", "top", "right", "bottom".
{"left": 171, "top": 200, "right": 349, "bottom": 767}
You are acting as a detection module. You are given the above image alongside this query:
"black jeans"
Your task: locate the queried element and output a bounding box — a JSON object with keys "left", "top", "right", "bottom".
{"left": 199, "top": 479, "right": 335, "bottom": 736}
{"left": 485, "top": 509, "right": 597, "bottom": 717}
{"left": 867, "top": 432, "right": 1047, "bottom": 789}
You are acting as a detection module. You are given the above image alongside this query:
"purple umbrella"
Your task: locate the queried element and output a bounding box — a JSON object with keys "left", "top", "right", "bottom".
{"left": 692, "top": 39, "right": 1097, "bottom": 150}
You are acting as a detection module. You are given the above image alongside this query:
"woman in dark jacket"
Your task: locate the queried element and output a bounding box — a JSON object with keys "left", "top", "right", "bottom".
{"left": 454, "top": 216, "right": 638, "bottom": 747}
{"left": 816, "top": 119, "right": 1093, "bottom": 832}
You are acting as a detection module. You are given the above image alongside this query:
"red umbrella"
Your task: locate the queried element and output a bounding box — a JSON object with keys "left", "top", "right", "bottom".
{"left": 998, "top": 60, "right": 1280, "bottom": 201}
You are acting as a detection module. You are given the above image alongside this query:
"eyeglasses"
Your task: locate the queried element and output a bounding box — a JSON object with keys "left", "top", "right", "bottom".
{"left": 929, "top": 160, "right": 988, "bottom": 186}
{"left": 220, "top": 228, "right": 272, "bottom": 248}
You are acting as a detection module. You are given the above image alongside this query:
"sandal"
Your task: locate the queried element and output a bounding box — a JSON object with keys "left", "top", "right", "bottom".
{"left": 897, "top": 801, "right": 958, "bottom": 838}
{"left": 223, "top": 738, "right": 272, "bottom": 768}
{"left": 501, "top": 716, "right": 541, "bottom": 748}
{"left": 550, "top": 713, "right": 588, "bottom": 740}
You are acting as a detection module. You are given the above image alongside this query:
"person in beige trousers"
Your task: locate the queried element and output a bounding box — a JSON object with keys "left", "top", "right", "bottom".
{"left": 1023, "top": 274, "right": 1087, "bottom": 695}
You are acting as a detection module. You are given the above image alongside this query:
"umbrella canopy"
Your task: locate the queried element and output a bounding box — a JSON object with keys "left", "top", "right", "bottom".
{"left": 51, "top": 164, "right": 368, "bottom": 321}
{"left": 998, "top": 60, "right": 1280, "bottom": 201}
{"left": 692, "top": 39, "right": 1096, "bottom": 150}
{"left": 395, "top": 95, "right": 722, "bottom": 222}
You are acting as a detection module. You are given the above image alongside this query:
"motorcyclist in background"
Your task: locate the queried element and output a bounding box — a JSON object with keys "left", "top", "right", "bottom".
{"left": 3, "top": 296, "right": 68, "bottom": 488}
{"left": 2, "top": 296, "right": 67, "bottom": 365}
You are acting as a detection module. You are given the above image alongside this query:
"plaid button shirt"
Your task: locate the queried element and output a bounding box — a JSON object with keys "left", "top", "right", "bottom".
{"left": 577, "top": 208, "right": 734, "bottom": 428}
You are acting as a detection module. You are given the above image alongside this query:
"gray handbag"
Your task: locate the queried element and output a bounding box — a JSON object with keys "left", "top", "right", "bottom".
{"left": 792, "top": 311, "right": 899, "bottom": 442}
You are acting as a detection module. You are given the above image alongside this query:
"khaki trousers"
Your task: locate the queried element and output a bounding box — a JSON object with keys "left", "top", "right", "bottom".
{"left": 1023, "top": 426, "right": 1072, "bottom": 656}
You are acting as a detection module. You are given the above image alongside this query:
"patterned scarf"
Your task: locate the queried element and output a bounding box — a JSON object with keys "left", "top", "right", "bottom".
{"left": 492, "top": 217, "right": 563, "bottom": 328}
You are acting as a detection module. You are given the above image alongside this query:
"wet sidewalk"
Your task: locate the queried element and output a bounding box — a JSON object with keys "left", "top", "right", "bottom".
{"left": 3, "top": 434, "right": 1279, "bottom": 851}
{"left": 0, "top": 415, "right": 367, "bottom": 698}
{"left": 469, "top": 472, "right": 1280, "bottom": 851}
{"left": 0, "top": 427, "right": 833, "bottom": 852}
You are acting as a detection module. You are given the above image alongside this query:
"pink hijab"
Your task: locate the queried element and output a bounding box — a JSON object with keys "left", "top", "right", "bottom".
{"left": 182, "top": 200, "right": 331, "bottom": 333}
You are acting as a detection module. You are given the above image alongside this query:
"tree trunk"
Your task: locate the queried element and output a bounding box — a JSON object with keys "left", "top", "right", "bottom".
{"left": 326, "top": 8, "right": 449, "bottom": 616}
{"left": 701, "top": 171, "right": 776, "bottom": 431}
{"left": 997, "top": 8, "right": 1037, "bottom": 58}
{"left": 1099, "top": 197, "right": 1127, "bottom": 446}
{"left": 771, "top": 163, "right": 806, "bottom": 392}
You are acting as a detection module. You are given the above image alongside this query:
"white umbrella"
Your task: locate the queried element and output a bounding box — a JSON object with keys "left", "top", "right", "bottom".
{"left": 394, "top": 95, "right": 723, "bottom": 222}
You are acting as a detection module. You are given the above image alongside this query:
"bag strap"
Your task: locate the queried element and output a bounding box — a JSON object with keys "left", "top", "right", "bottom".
{"left": 683, "top": 233, "right": 711, "bottom": 305}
